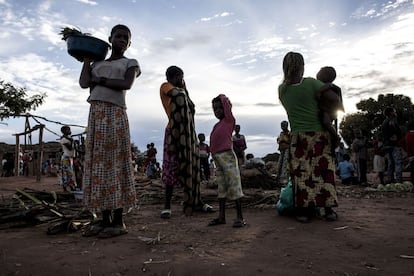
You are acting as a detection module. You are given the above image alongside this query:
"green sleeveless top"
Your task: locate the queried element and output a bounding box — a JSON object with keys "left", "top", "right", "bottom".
{"left": 278, "top": 77, "right": 324, "bottom": 133}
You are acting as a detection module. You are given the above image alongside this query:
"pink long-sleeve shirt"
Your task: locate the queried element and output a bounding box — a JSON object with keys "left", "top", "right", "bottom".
{"left": 210, "top": 94, "right": 235, "bottom": 154}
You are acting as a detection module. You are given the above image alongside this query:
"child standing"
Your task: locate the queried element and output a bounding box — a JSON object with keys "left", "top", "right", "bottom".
{"left": 276, "top": 120, "right": 290, "bottom": 186}
{"left": 79, "top": 24, "right": 140, "bottom": 238}
{"left": 60, "top": 125, "right": 77, "bottom": 191}
{"left": 198, "top": 133, "right": 211, "bottom": 181}
{"left": 232, "top": 124, "right": 247, "bottom": 166}
{"left": 352, "top": 129, "right": 368, "bottom": 185}
{"left": 209, "top": 94, "right": 245, "bottom": 228}
{"left": 373, "top": 137, "right": 385, "bottom": 185}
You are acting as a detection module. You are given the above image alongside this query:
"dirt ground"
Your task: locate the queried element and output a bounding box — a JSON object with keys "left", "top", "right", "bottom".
{"left": 1, "top": 175, "right": 414, "bottom": 276}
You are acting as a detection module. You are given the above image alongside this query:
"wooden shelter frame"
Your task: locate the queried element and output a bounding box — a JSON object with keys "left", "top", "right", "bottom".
{"left": 12, "top": 115, "right": 44, "bottom": 181}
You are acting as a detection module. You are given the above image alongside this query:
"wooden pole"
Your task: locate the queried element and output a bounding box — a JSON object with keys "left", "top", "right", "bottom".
{"left": 37, "top": 125, "right": 44, "bottom": 182}
{"left": 15, "top": 136, "right": 20, "bottom": 176}
{"left": 13, "top": 124, "right": 43, "bottom": 179}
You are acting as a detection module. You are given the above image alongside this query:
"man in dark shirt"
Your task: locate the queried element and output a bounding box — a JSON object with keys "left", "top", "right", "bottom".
{"left": 381, "top": 107, "right": 403, "bottom": 183}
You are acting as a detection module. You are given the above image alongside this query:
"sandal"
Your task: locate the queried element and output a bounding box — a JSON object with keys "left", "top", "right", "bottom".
{"left": 323, "top": 209, "right": 338, "bottom": 222}
{"left": 194, "top": 203, "right": 215, "bottom": 213}
{"left": 233, "top": 219, "right": 246, "bottom": 228}
{"left": 208, "top": 218, "right": 226, "bottom": 226}
{"left": 97, "top": 225, "right": 128, "bottom": 239}
{"left": 160, "top": 209, "right": 171, "bottom": 219}
{"left": 82, "top": 223, "right": 105, "bottom": 237}
{"left": 295, "top": 215, "right": 311, "bottom": 223}
{"left": 202, "top": 204, "right": 214, "bottom": 213}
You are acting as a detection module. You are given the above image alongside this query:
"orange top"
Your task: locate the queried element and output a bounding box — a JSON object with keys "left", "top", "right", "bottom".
{"left": 160, "top": 82, "right": 174, "bottom": 128}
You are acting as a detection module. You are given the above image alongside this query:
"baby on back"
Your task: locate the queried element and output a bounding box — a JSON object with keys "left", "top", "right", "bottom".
{"left": 316, "top": 66, "right": 344, "bottom": 145}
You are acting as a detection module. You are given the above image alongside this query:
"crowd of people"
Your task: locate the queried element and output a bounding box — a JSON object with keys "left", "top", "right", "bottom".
{"left": 74, "top": 23, "right": 250, "bottom": 236}
{"left": 5, "top": 24, "right": 413, "bottom": 238}
{"left": 335, "top": 108, "right": 414, "bottom": 187}
{"left": 277, "top": 52, "right": 414, "bottom": 223}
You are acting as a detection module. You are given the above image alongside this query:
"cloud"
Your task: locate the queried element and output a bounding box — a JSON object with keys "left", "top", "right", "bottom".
{"left": 149, "top": 32, "right": 213, "bottom": 54}
{"left": 0, "top": 53, "right": 88, "bottom": 127}
{"left": 75, "top": 0, "right": 98, "bottom": 6}
{"left": 1, "top": 0, "right": 414, "bottom": 158}
{"left": 198, "top": 11, "right": 233, "bottom": 22}
{"left": 351, "top": 0, "right": 412, "bottom": 19}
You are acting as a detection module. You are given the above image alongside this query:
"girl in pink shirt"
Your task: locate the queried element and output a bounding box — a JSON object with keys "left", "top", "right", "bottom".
{"left": 209, "top": 94, "right": 245, "bottom": 228}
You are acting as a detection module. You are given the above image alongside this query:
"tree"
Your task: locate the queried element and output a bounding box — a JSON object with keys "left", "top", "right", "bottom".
{"left": 339, "top": 93, "right": 414, "bottom": 146}
{"left": 0, "top": 80, "right": 46, "bottom": 120}
{"left": 339, "top": 112, "right": 372, "bottom": 146}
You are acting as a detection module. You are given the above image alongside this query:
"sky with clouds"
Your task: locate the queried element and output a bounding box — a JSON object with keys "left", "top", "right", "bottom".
{"left": 0, "top": 0, "right": 413, "bottom": 157}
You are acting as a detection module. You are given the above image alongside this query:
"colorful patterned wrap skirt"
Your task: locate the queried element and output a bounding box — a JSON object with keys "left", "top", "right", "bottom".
{"left": 61, "top": 155, "right": 76, "bottom": 189}
{"left": 213, "top": 150, "right": 244, "bottom": 201}
{"left": 82, "top": 101, "right": 136, "bottom": 212}
{"left": 289, "top": 131, "right": 338, "bottom": 208}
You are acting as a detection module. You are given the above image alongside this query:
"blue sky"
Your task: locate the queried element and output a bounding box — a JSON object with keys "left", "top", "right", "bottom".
{"left": 0, "top": 0, "right": 413, "bottom": 157}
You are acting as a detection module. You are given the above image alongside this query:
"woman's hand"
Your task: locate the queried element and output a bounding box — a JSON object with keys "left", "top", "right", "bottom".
{"left": 169, "top": 87, "right": 185, "bottom": 96}
{"left": 83, "top": 57, "right": 93, "bottom": 64}
{"left": 91, "top": 75, "right": 100, "bottom": 84}
{"left": 90, "top": 76, "right": 108, "bottom": 87}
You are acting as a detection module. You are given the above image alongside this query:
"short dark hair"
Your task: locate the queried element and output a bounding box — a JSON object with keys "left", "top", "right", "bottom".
{"left": 61, "top": 125, "right": 70, "bottom": 133}
{"left": 384, "top": 107, "right": 396, "bottom": 117}
{"left": 212, "top": 95, "right": 221, "bottom": 105}
{"left": 111, "top": 24, "right": 131, "bottom": 37}
{"left": 343, "top": 153, "right": 350, "bottom": 161}
{"left": 166, "top": 66, "right": 183, "bottom": 82}
{"left": 317, "top": 66, "right": 336, "bottom": 83}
